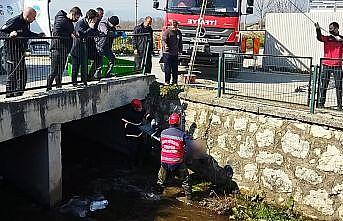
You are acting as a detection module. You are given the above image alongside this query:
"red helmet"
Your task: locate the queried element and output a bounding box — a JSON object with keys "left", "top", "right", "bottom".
{"left": 131, "top": 99, "right": 142, "bottom": 109}
{"left": 169, "top": 113, "right": 180, "bottom": 125}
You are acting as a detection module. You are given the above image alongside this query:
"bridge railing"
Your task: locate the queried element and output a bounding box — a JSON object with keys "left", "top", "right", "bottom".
{"left": 0, "top": 33, "right": 151, "bottom": 97}
{"left": 216, "top": 52, "right": 315, "bottom": 110}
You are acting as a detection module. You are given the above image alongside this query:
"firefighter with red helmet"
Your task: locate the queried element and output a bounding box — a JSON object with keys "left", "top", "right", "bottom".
{"left": 156, "top": 113, "right": 193, "bottom": 202}
{"left": 122, "top": 99, "right": 149, "bottom": 170}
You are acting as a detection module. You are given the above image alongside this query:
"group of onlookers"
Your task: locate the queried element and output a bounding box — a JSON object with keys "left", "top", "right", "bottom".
{"left": 0, "top": 6, "right": 156, "bottom": 98}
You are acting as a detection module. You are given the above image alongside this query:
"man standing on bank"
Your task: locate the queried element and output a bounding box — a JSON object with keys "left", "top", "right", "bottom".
{"left": 162, "top": 20, "right": 182, "bottom": 85}
{"left": 315, "top": 22, "right": 343, "bottom": 110}
{"left": 133, "top": 16, "right": 154, "bottom": 74}
{"left": 0, "top": 7, "right": 44, "bottom": 98}
{"left": 47, "top": 7, "right": 82, "bottom": 91}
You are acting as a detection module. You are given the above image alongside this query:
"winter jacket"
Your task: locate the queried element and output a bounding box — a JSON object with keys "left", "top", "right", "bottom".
{"left": 132, "top": 23, "right": 153, "bottom": 53}
{"left": 95, "top": 17, "right": 116, "bottom": 53}
{"left": 160, "top": 127, "right": 192, "bottom": 165}
{"left": 0, "top": 13, "right": 40, "bottom": 55}
{"left": 317, "top": 28, "right": 343, "bottom": 67}
{"left": 70, "top": 18, "right": 99, "bottom": 59}
{"left": 122, "top": 108, "right": 146, "bottom": 138}
{"left": 162, "top": 28, "right": 182, "bottom": 56}
{"left": 51, "top": 10, "right": 75, "bottom": 52}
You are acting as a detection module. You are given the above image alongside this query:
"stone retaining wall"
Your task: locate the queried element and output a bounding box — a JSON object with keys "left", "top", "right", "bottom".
{"left": 179, "top": 91, "right": 343, "bottom": 220}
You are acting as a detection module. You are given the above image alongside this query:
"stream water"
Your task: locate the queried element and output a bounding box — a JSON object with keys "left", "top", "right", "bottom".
{"left": 0, "top": 132, "right": 227, "bottom": 221}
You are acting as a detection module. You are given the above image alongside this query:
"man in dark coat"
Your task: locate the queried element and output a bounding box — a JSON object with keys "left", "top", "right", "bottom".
{"left": 70, "top": 9, "right": 99, "bottom": 86}
{"left": 94, "top": 16, "right": 120, "bottom": 79}
{"left": 0, "top": 7, "right": 43, "bottom": 97}
{"left": 162, "top": 20, "right": 182, "bottom": 84}
{"left": 133, "top": 16, "right": 153, "bottom": 73}
{"left": 47, "top": 7, "right": 82, "bottom": 91}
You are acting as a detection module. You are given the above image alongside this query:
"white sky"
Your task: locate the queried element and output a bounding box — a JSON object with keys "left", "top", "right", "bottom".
{"left": 50, "top": 0, "right": 166, "bottom": 21}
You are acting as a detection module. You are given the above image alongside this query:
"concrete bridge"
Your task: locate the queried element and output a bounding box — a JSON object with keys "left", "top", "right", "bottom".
{"left": 0, "top": 75, "right": 155, "bottom": 207}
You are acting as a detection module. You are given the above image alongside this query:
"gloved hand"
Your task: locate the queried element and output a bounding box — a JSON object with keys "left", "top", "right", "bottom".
{"left": 150, "top": 119, "right": 159, "bottom": 131}
{"left": 121, "top": 31, "right": 127, "bottom": 39}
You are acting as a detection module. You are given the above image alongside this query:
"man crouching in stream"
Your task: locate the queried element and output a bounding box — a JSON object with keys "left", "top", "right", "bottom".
{"left": 156, "top": 113, "right": 193, "bottom": 203}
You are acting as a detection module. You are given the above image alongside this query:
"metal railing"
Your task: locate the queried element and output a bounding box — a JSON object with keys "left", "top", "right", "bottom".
{"left": 0, "top": 33, "right": 151, "bottom": 97}
{"left": 217, "top": 52, "right": 313, "bottom": 107}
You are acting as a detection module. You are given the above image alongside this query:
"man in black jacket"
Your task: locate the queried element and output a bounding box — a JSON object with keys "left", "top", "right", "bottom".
{"left": 0, "top": 7, "right": 43, "bottom": 97}
{"left": 94, "top": 16, "right": 120, "bottom": 79}
{"left": 122, "top": 99, "right": 150, "bottom": 170}
{"left": 70, "top": 9, "right": 99, "bottom": 86}
{"left": 133, "top": 16, "right": 153, "bottom": 73}
{"left": 47, "top": 7, "right": 82, "bottom": 91}
{"left": 162, "top": 20, "right": 182, "bottom": 85}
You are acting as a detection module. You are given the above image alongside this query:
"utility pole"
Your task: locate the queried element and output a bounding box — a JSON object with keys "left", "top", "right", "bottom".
{"left": 135, "top": 0, "right": 138, "bottom": 26}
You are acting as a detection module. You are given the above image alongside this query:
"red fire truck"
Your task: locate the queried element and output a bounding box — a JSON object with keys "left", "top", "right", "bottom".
{"left": 153, "top": 0, "right": 254, "bottom": 65}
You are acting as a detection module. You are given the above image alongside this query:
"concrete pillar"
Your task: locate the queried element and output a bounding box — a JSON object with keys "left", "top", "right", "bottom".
{"left": 47, "top": 124, "right": 62, "bottom": 207}
{"left": 0, "top": 124, "right": 62, "bottom": 207}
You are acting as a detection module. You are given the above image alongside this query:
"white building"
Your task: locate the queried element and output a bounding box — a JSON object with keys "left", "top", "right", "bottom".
{"left": 309, "top": 0, "right": 343, "bottom": 12}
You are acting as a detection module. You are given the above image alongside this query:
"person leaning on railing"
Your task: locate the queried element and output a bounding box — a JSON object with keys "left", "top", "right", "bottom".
{"left": 0, "top": 7, "right": 44, "bottom": 98}
{"left": 94, "top": 16, "right": 120, "bottom": 79}
{"left": 315, "top": 22, "right": 343, "bottom": 110}
{"left": 47, "top": 7, "right": 82, "bottom": 91}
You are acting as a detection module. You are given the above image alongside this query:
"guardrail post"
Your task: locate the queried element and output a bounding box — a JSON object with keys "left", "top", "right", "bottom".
{"left": 222, "top": 53, "right": 226, "bottom": 94}
{"left": 80, "top": 38, "right": 88, "bottom": 82}
{"left": 142, "top": 40, "right": 150, "bottom": 75}
{"left": 217, "top": 52, "right": 223, "bottom": 98}
{"left": 310, "top": 65, "right": 319, "bottom": 114}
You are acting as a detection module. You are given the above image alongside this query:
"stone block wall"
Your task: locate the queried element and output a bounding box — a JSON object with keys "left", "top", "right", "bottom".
{"left": 180, "top": 94, "right": 343, "bottom": 220}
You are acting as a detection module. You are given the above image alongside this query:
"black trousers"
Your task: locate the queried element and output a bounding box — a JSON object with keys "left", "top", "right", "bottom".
{"left": 164, "top": 54, "right": 178, "bottom": 84}
{"left": 47, "top": 48, "right": 69, "bottom": 88}
{"left": 135, "top": 50, "right": 152, "bottom": 73}
{"left": 318, "top": 65, "right": 342, "bottom": 109}
{"left": 4, "top": 51, "right": 27, "bottom": 94}
{"left": 71, "top": 55, "right": 87, "bottom": 84}
{"left": 126, "top": 136, "right": 147, "bottom": 168}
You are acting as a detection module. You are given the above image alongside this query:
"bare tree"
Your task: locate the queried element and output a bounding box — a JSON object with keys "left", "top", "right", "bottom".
{"left": 272, "top": 0, "right": 307, "bottom": 13}
{"left": 255, "top": 0, "right": 274, "bottom": 28}
{"left": 255, "top": 0, "right": 307, "bottom": 28}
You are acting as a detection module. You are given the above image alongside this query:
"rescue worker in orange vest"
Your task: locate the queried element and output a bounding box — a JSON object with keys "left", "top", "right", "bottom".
{"left": 122, "top": 99, "right": 149, "bottom": 170}
{"left": 156, "top": 113, "right": 193, "bottom": 202}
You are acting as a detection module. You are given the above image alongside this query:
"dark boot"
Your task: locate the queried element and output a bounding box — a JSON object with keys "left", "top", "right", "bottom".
{"left": 93, "top": 68, "right": 102, "bottom": 80}
{"left": 105, "top": 63, "right": 114, "bottom": 78}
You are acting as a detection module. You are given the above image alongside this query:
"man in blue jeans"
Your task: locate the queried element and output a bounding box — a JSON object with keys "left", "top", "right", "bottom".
{"left": 162, "top": 20, "right": 182, "bottom": 85}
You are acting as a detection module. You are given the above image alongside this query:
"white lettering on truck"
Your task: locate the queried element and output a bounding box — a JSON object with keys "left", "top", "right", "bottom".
{"left": 187, "top": 19, "right": 217, "bottom": 26}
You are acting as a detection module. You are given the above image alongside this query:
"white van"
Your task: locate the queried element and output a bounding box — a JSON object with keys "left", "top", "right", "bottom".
{"left": 0, "top": 1, "right": 21, "bottom": 74}
{"left": 0, "top": 0, "right": 22, "bottom": 28}
{"left": 0, "top": 0, "right": 51, "bottom": 74}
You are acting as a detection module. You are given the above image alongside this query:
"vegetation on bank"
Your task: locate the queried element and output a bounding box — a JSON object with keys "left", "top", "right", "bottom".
{"left": 192, "top": 182, "right": 317, "bottom": 221}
